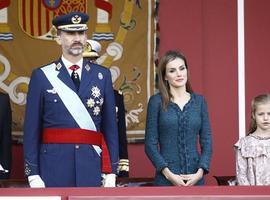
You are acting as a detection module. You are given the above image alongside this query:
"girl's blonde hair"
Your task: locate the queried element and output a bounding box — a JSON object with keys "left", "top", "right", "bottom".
{"left": 248, "top": 93, "right": 270, "bottom": 134}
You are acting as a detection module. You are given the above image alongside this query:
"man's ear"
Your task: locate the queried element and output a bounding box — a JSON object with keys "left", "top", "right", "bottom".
{"left": 55, "top": 35, "right": 61, "bottom": 45}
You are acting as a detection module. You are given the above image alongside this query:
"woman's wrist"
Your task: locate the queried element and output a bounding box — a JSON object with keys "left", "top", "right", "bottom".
{"left": 196, "top": 168, "right": 204, "bottom": 178}
{"left": 161, "top": 167, "right": 172, "bottom": 180}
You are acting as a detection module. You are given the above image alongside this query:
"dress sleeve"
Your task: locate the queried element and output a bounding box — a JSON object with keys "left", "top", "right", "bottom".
{"left": 235, "top": 140, "right": 250, "bottom": 185}
{"left": 198, "top": 96, "right": 212, "bottom": 173}
{"left": 144, "top": 95, "right": 168, "bottom": 172}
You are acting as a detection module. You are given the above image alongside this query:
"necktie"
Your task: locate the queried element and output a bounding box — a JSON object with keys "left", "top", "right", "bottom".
{"left": 69, "top": 65, "right": 80, "bottom": 91}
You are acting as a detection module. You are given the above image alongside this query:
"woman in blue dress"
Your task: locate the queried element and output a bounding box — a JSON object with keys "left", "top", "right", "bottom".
{"left": 145, "top": 50, "right": 212, "bottom": 186}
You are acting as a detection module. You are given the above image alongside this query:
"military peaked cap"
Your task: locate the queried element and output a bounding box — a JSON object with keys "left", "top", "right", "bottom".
{"left": 52, "top": 12, "right": 89, "bottom": 32}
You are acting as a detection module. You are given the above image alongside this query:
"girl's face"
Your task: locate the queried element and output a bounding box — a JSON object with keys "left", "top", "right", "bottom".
{"left": 254, "top": 102, "right": 270, "bottom": 132}
{"left": 165, "top": 58, "right": 187, "bottom": 89}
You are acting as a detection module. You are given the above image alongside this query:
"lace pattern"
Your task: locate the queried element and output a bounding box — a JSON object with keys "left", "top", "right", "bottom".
{"left": 235, "top": 134, "right": 270, "bottom": 185}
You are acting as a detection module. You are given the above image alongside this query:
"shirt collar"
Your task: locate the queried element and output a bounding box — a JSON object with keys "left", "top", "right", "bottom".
{"left": 61, "top": 55, "right": 83, "bottom": 77}
{"left": 61, "top": 55, "right": 83, "bottom": 69}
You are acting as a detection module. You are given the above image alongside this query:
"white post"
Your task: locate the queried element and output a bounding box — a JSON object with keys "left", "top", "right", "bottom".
{"left": 237, "top": 0, "right": 246, "bottom": 138}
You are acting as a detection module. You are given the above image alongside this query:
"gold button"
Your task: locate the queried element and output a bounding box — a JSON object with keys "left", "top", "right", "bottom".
{"left": 75, "top": 145, "right": 80, "bottom": 149}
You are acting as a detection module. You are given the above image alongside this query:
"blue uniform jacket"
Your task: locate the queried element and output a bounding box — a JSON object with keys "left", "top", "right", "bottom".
{"left": 23, "top": 58, "right": 119, "bottom": 187}
{"left": 145, "top": 93, "right": 212, "bottom": 186}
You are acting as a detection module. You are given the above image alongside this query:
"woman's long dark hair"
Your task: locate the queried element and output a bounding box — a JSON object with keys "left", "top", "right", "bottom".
{"left": 157, "top": 50, "right": 193, "bottom": 109}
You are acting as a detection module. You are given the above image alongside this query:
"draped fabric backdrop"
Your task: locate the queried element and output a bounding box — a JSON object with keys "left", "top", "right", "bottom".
{"left": 0, "top": 0, "right": 155, "bottom": 142}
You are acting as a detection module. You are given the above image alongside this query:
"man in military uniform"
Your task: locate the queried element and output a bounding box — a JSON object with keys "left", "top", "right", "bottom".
{"left": 0, "top": 92, "right": 12, "bottom": 179}
{"left": 83, "top": 39, "right": 129, "bottom": 177}
{"left": 23, "top": 12, "right": 119, "bottom": 187}
{"left": 113, "top": 89, "right": 129, "bottom": 177}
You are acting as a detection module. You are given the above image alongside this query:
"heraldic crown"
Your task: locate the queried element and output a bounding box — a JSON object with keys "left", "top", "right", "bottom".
{"left": 52, "top": 11, "right": 89, "bottom": 32}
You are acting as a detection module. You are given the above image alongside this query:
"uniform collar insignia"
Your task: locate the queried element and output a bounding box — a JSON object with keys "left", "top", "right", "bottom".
{"left": 56, "top": 63, "right": 62, "bottom": 71}
{"left": 85, "top": 64, "right": 91, "bottom": 72}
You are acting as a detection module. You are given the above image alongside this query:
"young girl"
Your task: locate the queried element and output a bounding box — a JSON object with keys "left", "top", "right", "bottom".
{"left": 235, "top": 93, "right": 270, "bottom": 185}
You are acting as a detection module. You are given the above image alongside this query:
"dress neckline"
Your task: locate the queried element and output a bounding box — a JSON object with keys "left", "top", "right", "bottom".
{"left": 250, "top": 134, "right": 270, "bottom": 140}
{"left": 170, "top": 93, "right": 194, "bottom": 111}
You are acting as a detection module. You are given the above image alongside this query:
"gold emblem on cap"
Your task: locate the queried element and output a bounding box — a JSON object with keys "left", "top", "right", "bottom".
{"left": 72, "top": 15, "right": 82, "bottom": 24}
